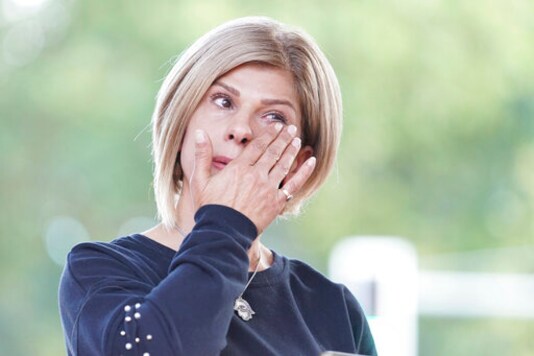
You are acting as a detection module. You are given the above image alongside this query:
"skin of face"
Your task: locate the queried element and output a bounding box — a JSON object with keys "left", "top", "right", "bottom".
{"left": 144, "top": 63, "right": 315, "bottom": 261}
{"left": 179, "top": 63, "right": 313, "bottom": 187}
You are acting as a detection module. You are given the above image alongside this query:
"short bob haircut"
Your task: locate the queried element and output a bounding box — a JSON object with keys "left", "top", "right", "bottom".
{"left": 151, "top": 16, "right": 342, "bottom": 230}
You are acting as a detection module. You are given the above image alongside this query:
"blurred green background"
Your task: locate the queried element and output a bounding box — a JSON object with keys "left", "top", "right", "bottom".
{"left": 1, "top": 0, "right": 533, "bottom": 355}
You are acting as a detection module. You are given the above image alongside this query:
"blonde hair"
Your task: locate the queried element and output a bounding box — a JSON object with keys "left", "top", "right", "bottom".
{"left": 151, "top": 16, "right": 342, "bottom": 229}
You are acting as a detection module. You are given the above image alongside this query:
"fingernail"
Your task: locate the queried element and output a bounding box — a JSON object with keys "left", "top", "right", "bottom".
{"left": 275, "top": 123, "right": 283, "bottom": 132}
{"left": 307, "top": 157, "right": 316, "bottom": 166}
{"left": 291, "top": 137, "right": 301, "bottom": 148}
{"left": 288, "top": 125, "right": 297, "bottom": 136}
{"left": 195, "top": 130, "right": 205, "bottom": 143}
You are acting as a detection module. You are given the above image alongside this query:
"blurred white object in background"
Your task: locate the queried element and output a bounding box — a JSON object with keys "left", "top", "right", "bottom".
{"left": 329, "top": 237, "right": 534, "bottom": 356}
{"left": 329, "top": 237, "right": 418, "bottom": 356}
{"left": 419, "top": 271, "right": 534, "bottom": 318}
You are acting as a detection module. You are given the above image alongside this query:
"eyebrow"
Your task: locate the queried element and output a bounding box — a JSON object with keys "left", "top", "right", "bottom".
{"left": 260, "top": 98, "right": 296, "bottom": 112}
{"left": 213, "top": 81, "right": 240, "bottom": 96}
{"left": 213, "top": 80, "right": 297, "bottom": 112}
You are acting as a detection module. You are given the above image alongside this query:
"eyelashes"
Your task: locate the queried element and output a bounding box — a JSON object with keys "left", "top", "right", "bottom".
{"left": 263, "top": 112, "right": 287, "bottom": 124}
{"left": 210, "top": 93, "right": 233, "bottom": 109}
{"left": 209, "top": 92, "right": 288, "bottom": 124}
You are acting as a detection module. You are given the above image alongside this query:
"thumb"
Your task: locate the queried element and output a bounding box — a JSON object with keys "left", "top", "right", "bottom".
{"left": 190, "top": 129, "right": 212, "bottom": 192}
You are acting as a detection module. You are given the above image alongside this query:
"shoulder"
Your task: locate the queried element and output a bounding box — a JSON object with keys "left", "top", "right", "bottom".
{"left": 67, "top": 234, "right": 166, "bottom": 266}
{"left": 62, "top": 237, "right": 151, "bottom": 292}
{"left": 288, "top": 257, "right": 336, "bottom": 285}
{"left": 67, "top": 238, "right": 134, "bottom": 272}
{"left": 58, "top": 239, "right": 134, "bottom": 323}
{"left": 286, "top": 257, "right": 367, "bottom": 314}
{"left": 62, "top": 242, "right": 110, "bottom": 281}
{"left": 285, "top": 256, "right": 376, "bottom": 354}
{"left": 69, "top": 239, "right": 122, "bottom": 259}
{"left": 286, "top": 257, "right": 347, "bottom": 297}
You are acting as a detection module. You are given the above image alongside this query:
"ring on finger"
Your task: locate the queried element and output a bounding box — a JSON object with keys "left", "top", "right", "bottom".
{"left": 281, "top": 188, "right": 293, "bottom": 202}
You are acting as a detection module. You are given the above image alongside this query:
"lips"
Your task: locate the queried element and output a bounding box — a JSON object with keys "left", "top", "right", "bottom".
{"left": 212, "top": 156, "right": 233, "bottom": 170}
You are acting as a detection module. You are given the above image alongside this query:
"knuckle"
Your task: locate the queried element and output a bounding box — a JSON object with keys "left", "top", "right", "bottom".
{"left": 284, "top": 182, "right": 293, "bottom": 192}
{"left": 267, "top": 146, "right": 281, "bottom": 157}
{"left": 280, "top": 164, "right": 290, "bottom": 174}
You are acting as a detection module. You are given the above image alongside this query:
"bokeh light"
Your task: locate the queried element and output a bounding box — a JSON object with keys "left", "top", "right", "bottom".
{"left": 1, "top": 0, "right": 71, "bottom": 67}
{"left": 44, "top": 216, "right": 89, "bottom": 266}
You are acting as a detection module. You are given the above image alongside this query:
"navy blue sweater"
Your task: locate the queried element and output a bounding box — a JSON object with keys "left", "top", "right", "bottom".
{"left": 59, "top": 205, "right": 376, "bottom": 355}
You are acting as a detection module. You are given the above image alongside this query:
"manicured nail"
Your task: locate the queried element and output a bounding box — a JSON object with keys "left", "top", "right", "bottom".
{"left": 307, "top": 157, "right": 316, "bottom": 166}
{"left": 274, "top": 123, "right": 283, "bottom": 132}
{"left": 288, "top": 125, "right": 297, "bottom": 136}
{"left": 291, "top": 137, "right": 301, "bottom": 148}
{"left": 195, "top": 130, "right": 205, "bottom": 143}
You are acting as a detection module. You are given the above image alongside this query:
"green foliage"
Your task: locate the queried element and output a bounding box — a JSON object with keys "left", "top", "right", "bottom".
{"left": 1, "top": 0, "right": 532, "bottom": 355}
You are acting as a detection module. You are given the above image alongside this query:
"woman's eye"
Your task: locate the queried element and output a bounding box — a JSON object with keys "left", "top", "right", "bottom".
{"left": 212, "top": 95, "right": 232, "bottom": 109}
{"left": 264, "top": 112, "right": 287, "bottom": 124}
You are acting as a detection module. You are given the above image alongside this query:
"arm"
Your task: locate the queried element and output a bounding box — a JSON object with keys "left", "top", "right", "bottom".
{"left": 59, "top": 205, "right": 256, "bottom": 356}
{"left": 60, "top": 123, "right": 315, "bottom": 355}
{"left": 343, "top": 287, "right": 378, "bottom": 356}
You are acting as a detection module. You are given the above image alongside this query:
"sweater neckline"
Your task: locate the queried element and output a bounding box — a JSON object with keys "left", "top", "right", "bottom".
{"left": 248, "top": 249, "right": 286, "bottom": 288}
{"left": 129, "top": 233, "right": 287, "bottom": 287}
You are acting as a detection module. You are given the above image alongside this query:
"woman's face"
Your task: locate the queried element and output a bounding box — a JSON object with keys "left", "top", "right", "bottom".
{"left": 180, "top": 63, "right": 312, "bottom": 184}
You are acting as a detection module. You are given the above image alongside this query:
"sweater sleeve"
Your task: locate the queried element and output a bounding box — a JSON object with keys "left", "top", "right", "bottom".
{"left": 58, "top": 205, "right": 257, "bottom": 356}
{"left": 343, "top": 286, "right": 378, "bottom": 356}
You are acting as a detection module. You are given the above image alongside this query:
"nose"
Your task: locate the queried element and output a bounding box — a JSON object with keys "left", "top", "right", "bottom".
{"left": 225, "top": 116, "right": 253, "bottom": 145}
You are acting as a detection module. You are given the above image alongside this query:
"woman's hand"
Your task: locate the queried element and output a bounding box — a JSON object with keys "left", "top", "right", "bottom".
{"left": 189, "top": 123, "right": 316, "bottom": 234}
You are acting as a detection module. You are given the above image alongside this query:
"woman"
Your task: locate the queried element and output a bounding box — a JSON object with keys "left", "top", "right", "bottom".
{"left": 59, "top": 17, "right": 377, "bottom": 356}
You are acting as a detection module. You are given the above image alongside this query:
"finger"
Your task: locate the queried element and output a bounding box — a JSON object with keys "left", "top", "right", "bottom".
{"left": 190, "top": 129, "right": 213, "bottom": 192}
{"left": 254, "top": 124, "right": 297, "bottom": 171}
{"left": 236, "top": 122, "right": 283, "bottom": 166}
{"left": 269, "top": 137, "right": 301, "bottom": 184}
{"left": 278, "top": 156, "right": 316, "bottom": 202}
